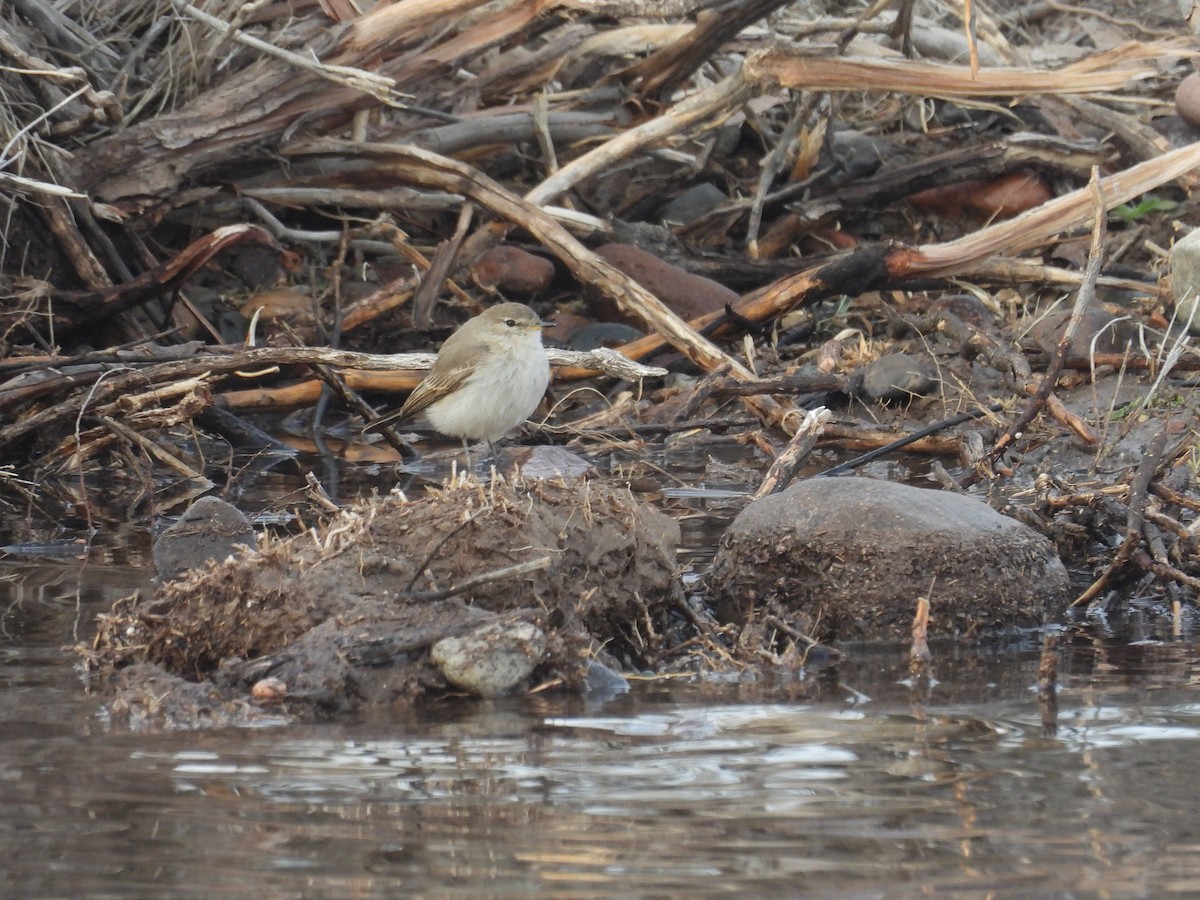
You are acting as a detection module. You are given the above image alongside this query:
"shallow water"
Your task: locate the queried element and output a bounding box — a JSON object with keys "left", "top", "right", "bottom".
{"left": 4, "top": 560, "right": 1200, "bottom": 898}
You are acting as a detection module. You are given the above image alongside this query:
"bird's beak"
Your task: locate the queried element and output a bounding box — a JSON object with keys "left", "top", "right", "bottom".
{"left": 538, "top": 319, "right": 554, "bottom": 329}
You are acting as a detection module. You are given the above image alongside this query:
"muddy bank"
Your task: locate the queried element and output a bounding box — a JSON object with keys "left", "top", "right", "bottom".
{"left": 3, "top": 0, "right": 1194, "bottom": 728}
{"left": 81, "top": 477, "right": 681, "bottom": 727}
{"left": 79, "top": 461, "right": 1100, "bottom": 729}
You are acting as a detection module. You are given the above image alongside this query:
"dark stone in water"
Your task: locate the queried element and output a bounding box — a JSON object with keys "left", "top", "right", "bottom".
{"left": 153, "top": 496, "right": 255, "bottom": 582}
{"left": 708, "top": 477, "right": 1069, "bottom": 642}
{"left": 584, "top": 659, "right": 630, "bottom": 700}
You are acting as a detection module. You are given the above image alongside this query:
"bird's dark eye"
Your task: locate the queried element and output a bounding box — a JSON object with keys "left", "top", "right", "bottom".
{"left": 504, "top": 318, "right": 516, "bottom": 327}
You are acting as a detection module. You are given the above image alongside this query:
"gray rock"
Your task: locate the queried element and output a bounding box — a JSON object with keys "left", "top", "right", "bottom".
{"left": 567, "top": 322, "right": 645, "bottom": 351}
{"left": 657, "top": 183, "right": 727, "bottom": 225}
{"left": 518, "top": 445, "right": 595, "bottom": 481}
{"left": 1025, "top": 306, "right": 1140, "bottom": 354}
{"left": 826, "top": 130, "right": 888, "bottom": 180}
{"left": 930, "top": 293, "right": 995, "bottom": 330}
{"left": 584, "top": 659, "right": 630, "bottom": 699}
{"left": 708, "top": 478, "right": 1069, "bottom": 642}
{"left": 858, "top": 353, "right": 937, "bottom": 402}
{"left": 153, "top": 496, "right": 255, "bottom": 582}
{"left": 431, "top": 621, "right": 546, "bottom": 697}
{"left": 1176, "top": 294, "right": 1200, "bottom": 336}
{"left": 1170, "top": 229, "right": 1200, "bottom": 333}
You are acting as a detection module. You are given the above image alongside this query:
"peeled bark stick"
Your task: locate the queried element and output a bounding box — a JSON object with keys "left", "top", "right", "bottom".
{"left": 751, "top": 406, "right": 832, "bottom": 500}
{"left": 578, "top": 136, "right": 1200, "bottom": 373}
{"left": 284, "top": 138, "right": 791, "bottom": 429}
{"left": 525, "top": 67, "right": 755, "bottom": 209}
{"left": 0, "top": 345, "right": 666, "bottom": 447}
{"left": 526, "top": 41, "right": 1180, "bottom": 211}
{"left": 746, "top": 40, "right": 1182, "bottom": 98}
{"left": 218, "top": 346, "right": 669, "bottom": 411}
{"left": 620, "top": 0, "right": 795, "bottom": 99}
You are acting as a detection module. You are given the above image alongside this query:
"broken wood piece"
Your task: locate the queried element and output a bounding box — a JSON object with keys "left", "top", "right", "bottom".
{"left": 752, "top": 406, "right": 832, "bottom": 500}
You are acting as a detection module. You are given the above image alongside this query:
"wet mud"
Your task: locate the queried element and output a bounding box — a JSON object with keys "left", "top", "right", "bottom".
{"left": 80, "top": 477, "right": 682, "bottom": 727}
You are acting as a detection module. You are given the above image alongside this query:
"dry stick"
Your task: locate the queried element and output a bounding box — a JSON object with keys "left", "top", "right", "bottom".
{"left": 701, "top": 371, "right": 849, "bottom": 397}
{"left": 303, "top": 353, "right": 417, "bottom": 458}
{"left": 1059, "top": 353, "right": 1200, "bottom": 372}
{"left": 169, "top": 0, "right": 403, "bottom": 104}
{"left": 813, "top": 403, "right": 1004, "bottom": 478}
{"left": 47, "top": 224, "right": 280, "bottom": 328}
{"left": 909, "top": 594, "right": 931, "bottom": 679}
{"left": 564, "top": 137, "right": 1200, "bottom": 381}
{"left": 95, "top": 415, "right": 207, "bottom": 483}
{"left": 411, "top": 201, "right": 473, "bottom": 328}
{"left": 1037, "top": 631, "right": 1059, "bottom": 736}
{"left": 752, "top": 407, "right": 832, "bottom": 500}
{"left": 796, "top": 135, "right": 1105, "bottom": 230}
{"left": 671, "top": 362, "right": 734, "bottom": 422}
{"left": 622, "top": 0, "right": 796, "bottom": 100}
{"left": 762, "top": 614, "right": 839, "bottom": 660}
{"left": 531, "top": 41, "right": 1179, "bottom": 213}
{"left": 285, "top": 138, "right": 791, "bottom": 427}
{"left": 502, "top": 47, "right": 1188, "bottom": 374}
{"left": 0, "top": 345, "right": 663, "bottom": 448}
{"left": 525, "top": 66, "right": 756, "bottom": 208}
{"left": 819, "top": 422, "right": 962, "bottom": 456}
{"left": 747, "top": 93, "right": 822, "bottom": 255}
{"left": 1071, "top": 423, "right": 1172, "bottom": 607}
{"left": 542, "top": 40, "right": 1176, "bottom": 214}
{"left": 404, "top": 556, "right": 552, "bottom": 602}
{"left": 1136, "top": 551, "right": 1200, "bottom": 594}
{"left": 976, "top": 168, "right": 1108, "bottom": 479}
{"left": 1151, "top": 481, "right": 1200, "bottom": 515}
{"left": 216, "top": 346, "right": 667, "bottom": 413}
{"left": 400, "top": 505, "right": 492, "bottom": 595}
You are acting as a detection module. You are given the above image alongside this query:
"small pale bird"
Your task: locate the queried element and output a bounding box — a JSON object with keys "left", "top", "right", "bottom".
{"left": 364, "top": 302, "right": 552, "bottom": 457}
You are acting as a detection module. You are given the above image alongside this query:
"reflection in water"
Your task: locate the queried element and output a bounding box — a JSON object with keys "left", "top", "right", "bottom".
{"left": 4, "top": 561, "right": 1200, "bottom": 897}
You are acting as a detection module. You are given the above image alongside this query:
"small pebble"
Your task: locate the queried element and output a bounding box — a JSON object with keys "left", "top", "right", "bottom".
{"left": 1170, "top": 229, "right": 1200, "bottom": 334}
{"left": 657, "top": 183, "right": 727, "bottom": 225}
{"left": 567, "top": 322, "right": 645, "bottom": 350}
{"left": 251, "top": 677, "right": 287, "bottom": 703}
{"left": 470, "top": 246, "right": 555, "bottom": 296}
{"left": 431, "top": 621, "right": 546, "bottom": 697}
{"left": 595, "top": 243, "right": 738, "bottom": 323}
{"left": 1176, "top": 72, "right": 1200, "bottom": 130}
{"left": 858, "top": 354, "right": 937, "bottom": 403}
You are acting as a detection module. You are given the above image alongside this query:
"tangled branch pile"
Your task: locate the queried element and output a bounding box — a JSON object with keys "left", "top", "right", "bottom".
{"left": 1, "top": 0, "right": 1198, "bottom": 618}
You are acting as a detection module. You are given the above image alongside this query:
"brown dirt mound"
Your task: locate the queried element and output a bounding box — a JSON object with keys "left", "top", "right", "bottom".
{"left": 81, "top": 476, "right": 681, "bottom": 725}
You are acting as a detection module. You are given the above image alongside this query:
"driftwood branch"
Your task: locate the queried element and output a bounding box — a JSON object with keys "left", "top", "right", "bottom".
{"left": 0, "top": 344, "right": 667, "bottom": 448}
{"left": 284, "top": 137, "right": 790, "bottom": 430}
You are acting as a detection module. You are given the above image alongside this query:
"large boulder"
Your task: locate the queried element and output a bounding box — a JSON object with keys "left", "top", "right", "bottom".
{"left": 153, "top": 495, "right": 255, "bottom": 582}
{"left": 708, "top": 477, "right": 1069, "bottom": 642}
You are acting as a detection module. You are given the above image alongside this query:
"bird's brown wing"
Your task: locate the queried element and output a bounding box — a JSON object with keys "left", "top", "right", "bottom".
{"left": 363, "top": 341, "right": 481, "bottom": 433}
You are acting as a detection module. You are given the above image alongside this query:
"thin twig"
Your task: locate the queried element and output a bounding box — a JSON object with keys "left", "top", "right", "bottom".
{"left": 404, "top": 556, "right": 552, "bottom": 602}
{"left": 982, "top": 166, "right": 1106, "bottom": 473}
{"left": 1071, "top": 423, "right": 1172, "bottom": 607}
{"left": 402, "top": 505, "right": 491, "bottom": 595}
